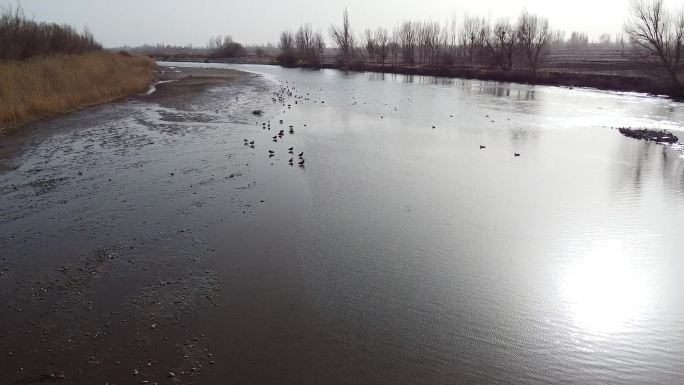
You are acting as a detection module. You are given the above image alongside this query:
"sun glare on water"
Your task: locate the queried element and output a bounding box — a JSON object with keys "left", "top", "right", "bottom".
{"left": 561, "top": 241, "right": 652, "bottom": 335}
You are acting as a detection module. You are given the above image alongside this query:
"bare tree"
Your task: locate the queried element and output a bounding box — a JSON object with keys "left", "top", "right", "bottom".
{"left": 441, "top": 16, "right": 459, "bottom": 66}
{"left": 330, "top": 7, "right": 355, "bottom": 67}
{"left": 296, "top": 24, "right": 316, "bottom": 63}
{"left": 461, "top": 15, "right": 487, "bottom": 67}
{"left": 375, "top": 27, "right": 390, "bottom": 66}
{"left": 625, "top": 0, "right": 683, "bottom": 87}
{"left": 488, "top": 18, "right": 516, "bottom": 70}
{"left": 279, "top": 31, "right": 295, "bottom": 53}
{"left": 568, "top": 31, "right": 589, "bottom": 48}
{"left": 278, "top": 30, "right": 297, "bottom": 65}
{"left": 363, "top": 28, "right": 376, "bottom": 64}
{"left": 313, "top": 30, "right": 326, "bottom": 64}
{"left": 598, "top": 33, "right": 613, "bottom": 46}
{"left": 516, "top": 10, "right": 550, "bottom": 73}
{"left": 399, "top": 21, "right": 417, "bottom": 65}
{"left": 390, "top": 25, "right": 401, "bottom": 67}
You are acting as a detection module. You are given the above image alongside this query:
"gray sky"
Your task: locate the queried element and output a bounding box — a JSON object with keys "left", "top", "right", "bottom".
{"left": 2, "top": 0, "right": 683, "bottom": 47}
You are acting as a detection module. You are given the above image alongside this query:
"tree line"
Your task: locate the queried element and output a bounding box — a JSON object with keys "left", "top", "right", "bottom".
{"left": 272, "top": 0, "right": 683, "bottom": 89}
{"left": 0, "top": 6, "right": 101, "bottom": 61}
{"left": 278, "top": 7, "right": 554, "bottom": 73}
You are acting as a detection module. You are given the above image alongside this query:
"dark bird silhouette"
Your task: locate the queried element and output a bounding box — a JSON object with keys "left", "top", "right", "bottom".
{"left": 480, "top": 145, "right": 486, "bottom": 149}
{"left": 288, "top": 147, "right": 293, "bottom": 151}
{"left": 298, "top": 152, "right": 304, "bottom": 157}
{"left": 514, "top": 153, "right": 521, "bottom": 157}
{"left": 298, "top": 159, "right": 305, "bottom": 166}
{"left": 268, "top": 150, "right": 275, "bottom": 154}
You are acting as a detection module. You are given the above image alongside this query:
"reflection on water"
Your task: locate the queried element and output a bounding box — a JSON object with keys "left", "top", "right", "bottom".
{"left": 205, "top": 63, "right": 684, "bottom": 384}
{"left": 561, "top": 240, "right": 650, "bottom": 334}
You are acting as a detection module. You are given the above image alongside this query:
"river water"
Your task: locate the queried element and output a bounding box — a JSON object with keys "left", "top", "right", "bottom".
{"left": 1, "top": 62, "right": 683, "bottom": 384}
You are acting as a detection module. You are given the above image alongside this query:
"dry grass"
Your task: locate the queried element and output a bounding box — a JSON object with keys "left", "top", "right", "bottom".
{"left": 0, "top": 51, "right": 158, "bottom": 130}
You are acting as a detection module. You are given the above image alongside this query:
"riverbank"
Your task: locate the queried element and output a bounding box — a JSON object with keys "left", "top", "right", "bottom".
{"left": 0, "top": 51, "right": 159, "bottom": 133}
{"left": 289, "top": 62, "right": 684, "bottom": 98}
{"left": 156, "top": 53, "right": 683, "bottom": 98}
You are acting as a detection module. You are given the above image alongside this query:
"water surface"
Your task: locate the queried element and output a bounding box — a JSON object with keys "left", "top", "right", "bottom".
{"left": 1, "top": 63, "right": 683, "bottom": 384}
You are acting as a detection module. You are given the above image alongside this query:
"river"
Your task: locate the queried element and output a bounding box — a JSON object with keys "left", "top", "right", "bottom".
{"left": 1, "top": 62, "right": 683, "bottom": 384}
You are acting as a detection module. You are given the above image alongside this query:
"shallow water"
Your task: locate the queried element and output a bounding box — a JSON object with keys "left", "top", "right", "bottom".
{"left": 1, "top": 62, "right": 684, "bottom": 384}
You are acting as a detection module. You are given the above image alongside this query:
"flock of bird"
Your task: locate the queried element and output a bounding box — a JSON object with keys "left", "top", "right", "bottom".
{"left": 243, "top": 82, "right": 315, "bottom": 167}
{"left": 243, "top": 80, "right": 522, "bottom": 166}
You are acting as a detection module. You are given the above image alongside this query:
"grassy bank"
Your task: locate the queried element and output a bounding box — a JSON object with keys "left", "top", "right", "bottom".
{"left": 0, "top": 51, "right": 158, "bottom": 131}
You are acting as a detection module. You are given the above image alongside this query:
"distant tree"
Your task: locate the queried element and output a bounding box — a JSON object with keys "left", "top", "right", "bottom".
{"left": 440, "top": 16, "right": 459, "bottom": 66}
{"left": 516, "top": 10, "right": 550, "bottom": 73}
{"left": 207, "top": 35, "right": 244, "bottom": 58}
{"left": 399, "top": 21, "right": 416, "bottom": 65}
{"left": 278, "top": 30, "right": 297, "bottom": 65}
{"left": 295, "top": 24, "right": 316, "bottom": 63}
{"left": 599, "top": 33, "right": 613, "bottom": 46}
{"left": 390, "top": 25, "right": 401, "bottom": 66}
{"left": 568, "top": 31, "right": 589, "bottom": 49}
{"left": 375, "top": 27, "right": 390, "bottom": 66}
{"left": 625, "top": 0, "right": 683, "bottom": 87}
{"left": 488, "top": 18, "right": 516, "bottom": 70}
{"left": 313, "top": 30, "right": 326, "bottom": 64}
{"left": 0, "top": 5, "right": 102, "bottom": 60}
{"left": 363, "top": 28, "right": 376, "bottom": 64}
{"left": 461, "top": 15, "right": 488, "bottom": 67}
{"left": 330, "top": 8, "right": 355, "bottom": 67}
{"left": 419, "top": 21, "right": 441, "bottom": 66}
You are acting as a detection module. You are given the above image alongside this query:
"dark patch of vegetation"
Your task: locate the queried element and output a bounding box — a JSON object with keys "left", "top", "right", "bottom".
{"left": 277, "top": 25, "right": 325, "bottom": 66}
{"left": 207, "top": 35, "right": 245, "bottom": 59}
{"left": 618, "top": 127, "right": 679, "bottom": 144}
{"left": 0, "top": 5, "right": 101, "bottom": 60}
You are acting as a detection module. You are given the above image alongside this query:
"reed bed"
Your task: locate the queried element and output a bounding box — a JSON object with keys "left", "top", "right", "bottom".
{"left": 0, "top": 51, "right": 158, "bottom": 130}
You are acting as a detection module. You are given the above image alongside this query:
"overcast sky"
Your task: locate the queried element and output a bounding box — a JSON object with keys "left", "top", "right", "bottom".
{"left": 2, "top": 0, "right": 683, "bottom": 47}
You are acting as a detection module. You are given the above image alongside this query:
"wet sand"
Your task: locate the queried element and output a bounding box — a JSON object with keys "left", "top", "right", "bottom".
{"left": 0, "top": 66, "right": 273, "bottom": 385}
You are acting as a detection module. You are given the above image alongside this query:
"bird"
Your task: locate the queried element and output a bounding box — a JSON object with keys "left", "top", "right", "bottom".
{"left": 288, "top": 158, "right": 293, "bottom": 164}
{"left": 298, "top": 152, "right": 304, "bottom": 157}
{"left": 480, "top": 145, "right": 486, "bottom": 149}
{"left": 514, "top": 153, "right": 521, "bottom": 157}
{"left": 268, "top": 150, "right": 275, "bottom": 154}
{"left": 288, "top": 147, "right": 293, "bottom": 151}
{"left": 249, "top": 141, "right": 254, "bottom": 145}
{"left": 298, "top": 158, "right": 305, "bottom": 166}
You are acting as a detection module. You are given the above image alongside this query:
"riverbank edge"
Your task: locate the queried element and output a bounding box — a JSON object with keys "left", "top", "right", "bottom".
{"left": 0, "top": 52, "right": 159, "bottom": 135}
{"left": 158, "top": 57, "right": 683, "bottom": 99}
